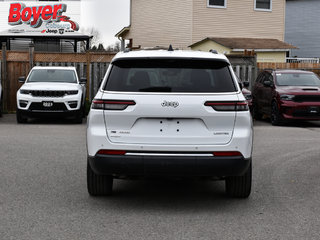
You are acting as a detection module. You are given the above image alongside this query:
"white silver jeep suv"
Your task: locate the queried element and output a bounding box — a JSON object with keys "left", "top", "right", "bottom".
{"left": 87, "top": 50, "right": 253, "bottom": 198}
{"left": 16, "top": 66, "right": 86, "bottom": 123}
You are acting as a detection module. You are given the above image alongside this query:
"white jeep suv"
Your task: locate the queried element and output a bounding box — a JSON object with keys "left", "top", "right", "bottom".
{"left": 87, "top": 50, "right": 253, "bottom": 198}
{"left": 16, "top": 66, "right": 86, "bottom": 123}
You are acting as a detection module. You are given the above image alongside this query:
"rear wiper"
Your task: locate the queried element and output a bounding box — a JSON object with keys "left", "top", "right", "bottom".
{"left": 139, "top": 87, "right": 172, "bottom": 92}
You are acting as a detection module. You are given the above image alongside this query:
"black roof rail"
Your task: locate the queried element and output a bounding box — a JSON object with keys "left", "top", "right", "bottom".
{"left": 209, "top": 49, "right": 218, "bottom": 54}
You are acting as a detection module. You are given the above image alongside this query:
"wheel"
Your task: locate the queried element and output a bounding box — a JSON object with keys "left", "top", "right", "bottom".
{"left": 271, "top": 102, "right": 283, "bottom": 126}
{"left": 253, "top": 101, "right": 262, "bottom": 120}
{"left": 16, "top": 109, "right": 27, "bottom": 123}
{"left": 225, "top": 162, "right": 252, "bottom": 198}
{"left": 87, "top": 160, "right": 113, "bottom": 196}
{"left": 0, "top": 95, "right": 3, "bottom": 117}
{"left": 73, "top": 109, "right": 83, "bottom": 124}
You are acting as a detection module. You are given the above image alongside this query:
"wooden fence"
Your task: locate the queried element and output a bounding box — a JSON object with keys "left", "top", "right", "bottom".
{"left": 0, "top": 46, "right": 115, "bottom": 112}
{"left": 228, "top": 55, "right": 258, "bottom": 90}
{"left": 257, "top": 62, "right": 320, "bottom": 75}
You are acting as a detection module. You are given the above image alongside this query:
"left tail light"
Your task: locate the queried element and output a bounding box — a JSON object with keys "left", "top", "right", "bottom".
{"left": 92, "top": 99, "right": 136, "bottom": 110}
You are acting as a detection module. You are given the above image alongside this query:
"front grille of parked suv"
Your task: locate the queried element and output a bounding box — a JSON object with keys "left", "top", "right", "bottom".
{"left": 294, "top": 95, "right": 320, "bottom": 102}
{"left": 29, "top": 102, "right": 68, "bottom": 111}
{"left": 20, "top": 90, "right": 78, "bottom": 97}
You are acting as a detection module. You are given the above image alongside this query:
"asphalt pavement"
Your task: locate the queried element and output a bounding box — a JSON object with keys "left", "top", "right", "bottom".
{"left": 0, "top": 114, "right": 320, "bottom": 240}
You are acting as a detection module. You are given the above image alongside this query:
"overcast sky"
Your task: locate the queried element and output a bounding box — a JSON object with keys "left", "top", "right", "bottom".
{"left": 81, "top": 0, "right": 130, "bottom": 47}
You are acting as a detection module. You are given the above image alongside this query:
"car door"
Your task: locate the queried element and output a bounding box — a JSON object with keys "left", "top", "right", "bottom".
{"left": 252, "top": 72, "right": 265, "bottom": 111}
{"left": 261, "top": 72, "right": 274, "bottom": 115}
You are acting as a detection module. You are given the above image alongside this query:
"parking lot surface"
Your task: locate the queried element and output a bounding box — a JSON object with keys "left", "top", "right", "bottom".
{"left": 1, "top": 114, "right": 320, "bottom": 240}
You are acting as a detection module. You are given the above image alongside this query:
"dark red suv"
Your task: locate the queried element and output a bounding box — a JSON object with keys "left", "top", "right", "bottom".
{"left": 252, "top": 69, "right": 320, "bottom": 125}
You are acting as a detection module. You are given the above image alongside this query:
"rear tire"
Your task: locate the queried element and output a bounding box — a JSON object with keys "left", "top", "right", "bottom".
{"left": 253, "top": 102, "right": 262, "bottom": 120}
{"left": 225, "top": 162, "right": 252, "bottom": 198}
{"left": 16, "top": 109, "right": 27, "bottom": 123}
{"left": 0, "top": 94, "right": 2, "bottom": 117}
{"left": 87, "top": 160, "right": 113, "bottom": 196}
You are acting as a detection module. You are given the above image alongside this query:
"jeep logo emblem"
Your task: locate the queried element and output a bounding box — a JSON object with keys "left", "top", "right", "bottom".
{"left": 161, "top": 101, "right": 179, "bottom": 108}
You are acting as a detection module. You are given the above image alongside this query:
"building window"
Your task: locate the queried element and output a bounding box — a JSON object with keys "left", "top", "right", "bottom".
{"left": 255, "top": 0, "right": 272, "bottom": 11}
{"left": 208, "top": 0, "right": 227, "bottom": 8}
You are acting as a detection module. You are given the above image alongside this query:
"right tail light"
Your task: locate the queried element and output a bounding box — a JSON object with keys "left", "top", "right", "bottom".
{"left": 205, "top": 101, "right": 249, "bottom": 111}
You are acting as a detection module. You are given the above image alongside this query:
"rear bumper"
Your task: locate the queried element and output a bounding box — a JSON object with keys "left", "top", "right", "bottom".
{"left": 88, "top": 154, "right": 251, "bottom": 177}
{"left": 280, "top": 101, "right": 320, "bottom": 120}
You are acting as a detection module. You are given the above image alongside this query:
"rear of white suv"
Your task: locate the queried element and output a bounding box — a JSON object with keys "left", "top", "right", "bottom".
{"left": 87, "top": 50, "right": 253, "bottom": 198}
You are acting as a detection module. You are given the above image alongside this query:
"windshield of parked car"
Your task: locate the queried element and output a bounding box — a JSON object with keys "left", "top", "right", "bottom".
{"left": 104, "top": 59, "right": 237, "bottom": 93}
{"left": 27, "top": 69, "right": 77, "bottom": 83}
{"left": 276, "top": 73, "right": 320, "bottom": 86}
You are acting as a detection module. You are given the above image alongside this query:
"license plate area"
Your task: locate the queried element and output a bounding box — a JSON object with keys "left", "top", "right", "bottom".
{"left": 158, "top": 118, "right": 185, "bottom": 133}
{"left": 309, "top": 106, "right": 319, "bottom": 114}
{"left": 42, "top": 101, "right": 54, "bottom": 108}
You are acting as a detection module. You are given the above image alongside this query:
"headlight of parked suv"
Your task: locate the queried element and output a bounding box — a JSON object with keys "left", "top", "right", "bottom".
{"left": 280, "top": 94, "right": 295, "bottom": 101}
{"left": 20, "top": 89, "right": 31, "bottom": 94}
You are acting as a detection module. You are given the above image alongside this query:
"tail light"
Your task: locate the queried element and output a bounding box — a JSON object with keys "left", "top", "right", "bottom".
{"left": 92, "top": 99, "right": 136, "bottom": 110}
{"left": 213, "top": 151, "right": 242, "bottom": 157}
{"left": 205, "top": 101, "right": 248, "bottom": 111}
{"left": 97, "top": 150, "right": 126, "bottom": 155}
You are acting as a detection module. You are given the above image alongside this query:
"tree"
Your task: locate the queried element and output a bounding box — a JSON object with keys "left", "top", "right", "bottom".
{"left": 81, "top": 27, "right": 101, "bottom": 49}
{"left": 105, "top": 41, "right": 121, "bottom": 53}
{"left": 97, "top": 43, "right": 105, "bottom": 52}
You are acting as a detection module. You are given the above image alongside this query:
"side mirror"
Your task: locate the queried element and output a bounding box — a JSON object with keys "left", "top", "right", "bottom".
{"left": 79, "top": 78, "right": 87, "bottom": 84}
{"left": 238, "top": 82, "right": 243, "bottom": 90}
{"left": 263, "top": 80, "right": 273, "bottom": 87}
{"left": 18, "top": 76, "right": 26, "bottom": 83}
{"left": 243, "top": 81, "right": 250, "bottom": 88}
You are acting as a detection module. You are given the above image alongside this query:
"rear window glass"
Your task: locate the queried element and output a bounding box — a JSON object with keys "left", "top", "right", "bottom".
{"left": 104, "top": 59, "right": 236, "bottom": 93}
{"left": 27, "top": 69, "right": 77, "bottom": 83}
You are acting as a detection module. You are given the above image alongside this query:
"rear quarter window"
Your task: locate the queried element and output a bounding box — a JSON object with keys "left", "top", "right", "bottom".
{"left": 104, "top": 58, "right": 237, "bottom": 93}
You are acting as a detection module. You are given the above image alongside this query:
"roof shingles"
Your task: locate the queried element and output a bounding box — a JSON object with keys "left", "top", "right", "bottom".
{"left": 190, "top": 37, "right": 297, "bottom": 50}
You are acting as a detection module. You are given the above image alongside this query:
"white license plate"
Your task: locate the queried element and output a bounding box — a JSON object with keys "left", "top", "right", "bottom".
{"left": 42, "top": 101, "right": 54, "bottom": 107}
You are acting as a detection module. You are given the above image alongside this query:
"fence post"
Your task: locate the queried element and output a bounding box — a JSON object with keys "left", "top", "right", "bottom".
{"left": 1, "top": 42, "right": 7, "bottom": 112}
{"left": 29, "top": 43, "right": 34, "bottom": 71}
{"left": 86, "top": 52, "right": 91, "bottom": 100}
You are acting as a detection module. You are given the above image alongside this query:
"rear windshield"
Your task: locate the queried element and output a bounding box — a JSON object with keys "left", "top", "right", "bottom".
{"left": 27, "top": 69, "right": 77, "bottom": 83}
{"left": 104, "top": 59, "right": 237, "bottom": 93}
{"left": 276, "top": 73, "right": 320, "bottom": 86}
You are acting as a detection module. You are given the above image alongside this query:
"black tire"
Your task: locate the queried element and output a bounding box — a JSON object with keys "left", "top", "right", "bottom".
{"left": 73, "top": 109, "right": 83, "bottom": 124}
{"left": 0, "top": 94, "right": 2, "bottom": 117}
{"left": 271, "top": 102, "right": 283, "bottom": 126}
{"left": 253, "top": 101, "right": 262, "bottom": 120}
{"left": 16, "top": 109, "right": 27, "bottom": 123}
{"left": 225, "top": 162, "right": 252, "bottom": 198}
{"left": 87, "top": 160, "right": 113, "bottom": 196}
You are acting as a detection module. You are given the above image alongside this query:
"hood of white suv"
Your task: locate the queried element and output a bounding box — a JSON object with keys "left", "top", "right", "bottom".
{"left": 21, "top": 82, "right": 80, "bottom": 91}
